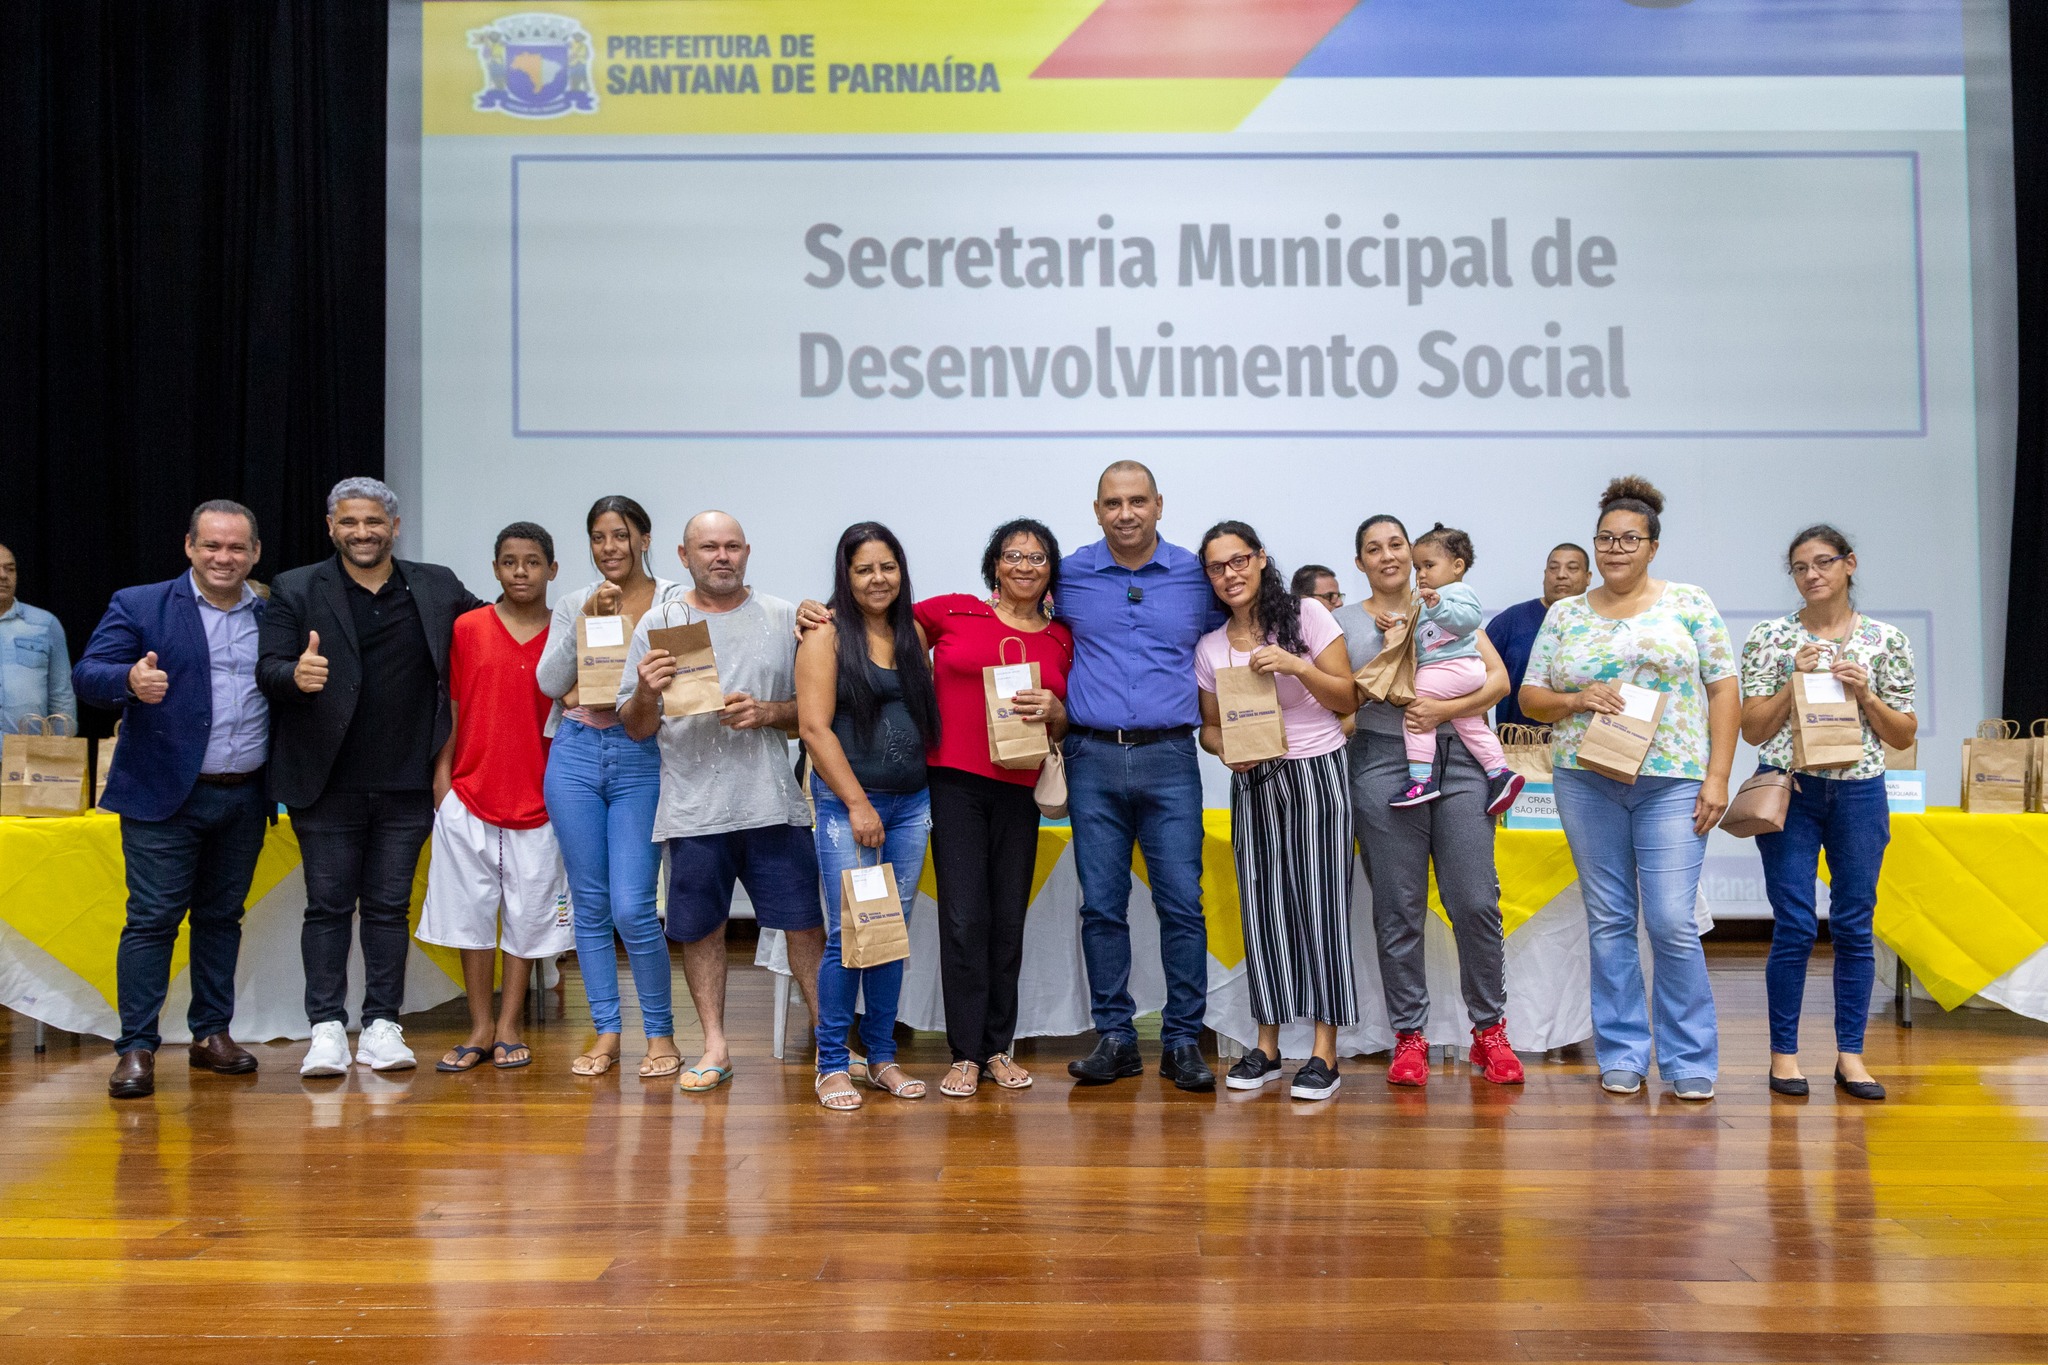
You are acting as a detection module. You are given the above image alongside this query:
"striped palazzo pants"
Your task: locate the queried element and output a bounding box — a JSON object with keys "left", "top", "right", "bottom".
{"left": 1229, "top": 748, "right": 1358, "bottom": 1027}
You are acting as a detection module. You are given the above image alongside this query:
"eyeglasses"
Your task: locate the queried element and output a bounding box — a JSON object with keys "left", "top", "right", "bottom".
{"left": 999, "top": 550, "right": 1049, "bottom": 567}
{"left": 1203, "top": 552, "right": 1257, "bottom": 579}
{"left": 1593, "top": 532, "right": 1649, "bottom": 552}
{"left": 1788, "top": 553, "right": 1847, "bottom": 577}
{"left": 1313, "top": 589, "right": 1344, "bottom": 606}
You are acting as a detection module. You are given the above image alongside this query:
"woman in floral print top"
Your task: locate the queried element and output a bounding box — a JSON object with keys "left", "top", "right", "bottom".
{"left": 1738, "top": 524, "right": 1916, "bottom": 1103}
{"left": 1519, "top": 477, "right": 1740, "bottom": 1103}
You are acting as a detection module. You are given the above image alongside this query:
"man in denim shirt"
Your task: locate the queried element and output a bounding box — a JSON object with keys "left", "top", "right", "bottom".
{"left": 0, "top": 543, "right": 76, "bottom": 736}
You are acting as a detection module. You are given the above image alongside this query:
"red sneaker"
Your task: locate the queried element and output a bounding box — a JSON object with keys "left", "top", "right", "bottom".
{"left": 1469, "top": 1022, "right": 1526, "bottom": 1085}
{"left": 1387, "top": 1031, "right": 1429, "bottom": 1087}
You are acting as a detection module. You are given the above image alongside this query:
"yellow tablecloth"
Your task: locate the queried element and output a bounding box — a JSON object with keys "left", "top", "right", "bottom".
{"left": 0, "top": 812, "right": 459, "bottom": 1015}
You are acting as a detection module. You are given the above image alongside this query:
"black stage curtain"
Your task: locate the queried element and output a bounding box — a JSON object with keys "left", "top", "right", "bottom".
{"left": 2009, "top": 6, "right": 2048, "bottom": 725}
{"left": 0, "top": 3, "right": 387, "bottom": 737}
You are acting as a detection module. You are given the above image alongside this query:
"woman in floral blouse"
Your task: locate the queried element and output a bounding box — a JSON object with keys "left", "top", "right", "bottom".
{"left": 1739, "top": 524, "right": 1916, "bottom": 1102}
{"left": 1519, "top": 477, "right": 1739, "bottom": 1102}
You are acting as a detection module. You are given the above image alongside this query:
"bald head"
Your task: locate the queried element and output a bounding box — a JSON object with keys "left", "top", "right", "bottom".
{"left": 1096, "top": 459, "right": 1158, "bottom": 500}
{"left": 679, "top": 510, "right": 751, "bottom": 605}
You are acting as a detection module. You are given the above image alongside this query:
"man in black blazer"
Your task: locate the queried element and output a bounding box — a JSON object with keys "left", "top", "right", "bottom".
{"left": 257, "top": 477, "right": 484, "bottom": 1078}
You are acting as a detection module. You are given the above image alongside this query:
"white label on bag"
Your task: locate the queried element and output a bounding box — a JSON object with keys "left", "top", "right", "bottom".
{"left": 849, "top": 866, "right": 888, "bottom": 901}
{"left": 1618, "top": 683, "right": 1661, "bottom": 721}
{"left": 991, "top": 663, "right": 1034, "bottom": 699}
{"left": 1803, "top": 673, "right": 1847, "bottom": 704}
{"left": 583, "top": 616, "right": 625, "bottom": 647}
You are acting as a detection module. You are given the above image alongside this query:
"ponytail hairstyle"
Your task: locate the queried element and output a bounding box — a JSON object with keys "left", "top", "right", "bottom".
{"left": 1787, "top": 522, "right": 1855, "bottom": 594}
{"left": 1199, "top": 520, "right": 1305, "bottom": 656}
{"left": 826, "top": 521, "right": 941, "bottom": 749}
{"left": 1597, "top": 475, "right": 1664, "bottom": 540}
{"left": 1353, "top": 513, "right": 1409, "bottom": 561}
{"left": 585, "top": 494, "right": 654, "bottom": 579}
{"left": 1412, "top": 522, "right": 1475, "bottom": 573}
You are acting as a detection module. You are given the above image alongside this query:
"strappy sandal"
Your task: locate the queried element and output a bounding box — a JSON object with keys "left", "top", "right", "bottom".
{"left": 815, "top": 1070, "right": 863, "bottom": 1110}
{"left": 569, "top": 1049, "right": 617, "bottom": 1077}
{"left": 939, "top": 1060, "right": 980, "bottom": 1098}
{"left": 984, "top": 1052, "right": 1033, "bottom": 1089}
{"left": 861, "top": 1061, "right": 927, "bottom": 1099}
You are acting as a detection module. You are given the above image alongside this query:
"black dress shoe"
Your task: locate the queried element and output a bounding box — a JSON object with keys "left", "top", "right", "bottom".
{"left": 1768, "top": 1073, "right": 1810, "bottom": 1097}
{"left": 189, "top": 1032, "right": 259, "bottom": 1075}
{"left": 1834, "top": 1068, "right": 1886, "bottom": 1101}
{"left": 1068, "top": 1036, "right": 1143, "bottom": 1085}
{"left": 108, "top": 1050, "right": 155, "bottom": 1099}
{"left": 1159, "top": 1044, "right": 1216, "bottom": 1092}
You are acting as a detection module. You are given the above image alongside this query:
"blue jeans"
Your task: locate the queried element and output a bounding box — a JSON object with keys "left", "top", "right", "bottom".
{"left": 1553, "top": 768, "right": 1718, "bottom": 1081}
{"left": 116, "top": 779, "right": 270, "bottom": 1053}
{"left": 1756, "top": 771, "right": 1888, "bottom": 1055}
{"left": 811, "top": 777, "right": 929, "bottom": 1075}
{"left": 543, "top": 719, "right": 673, "bottom": 1038}
{"left": 1065, "top": 731, "right": 1208, "bottom": 1050}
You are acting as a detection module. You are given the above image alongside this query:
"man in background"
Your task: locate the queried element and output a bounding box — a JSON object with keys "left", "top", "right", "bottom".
{"left": 1489, "top": 542, "right": 1591, "bottom": 729}
{"left": 1290, "top": 564, "right": 1343, "bottom": 612}
{"left": 73, "top": 502, "right": 269, "bottom": 1099}
{"left": 0, "top": 541, "right": 76, "bottom": 735}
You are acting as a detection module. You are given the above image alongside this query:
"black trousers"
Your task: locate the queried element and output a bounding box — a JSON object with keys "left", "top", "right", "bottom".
{"left": 927, "top": 766, "right": 1041, "bottom": 1065}
{"left": 291, "top": 788, "right": 435, "bottom": 1027}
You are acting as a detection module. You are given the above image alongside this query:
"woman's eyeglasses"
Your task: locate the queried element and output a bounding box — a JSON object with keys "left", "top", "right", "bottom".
{"left": 1789, "top": 553, "right": 1847, "bottom": 577}
{"left": 1203, "top": 552, "right": 1257, "bottom": 579}
{"left": 1593, "top": 532, "right": 1649, "bottom": 552}
{"left": 999, "top": 550, "right": 1049, "bottom": 567}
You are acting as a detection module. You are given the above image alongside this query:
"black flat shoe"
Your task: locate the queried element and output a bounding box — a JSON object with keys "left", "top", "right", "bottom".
{"left": 1834, "top": 1068, "right": 1886, "bottom": 1101}
{"left": 1068, "top": 1036, "right": 1143, "bottom": 1085}
{"left": 1768, "top": 1073, "right": 1809, "bottom": 1097}
{"left": 1159, "top": 1044, "right": 1216, "bottom": 1092}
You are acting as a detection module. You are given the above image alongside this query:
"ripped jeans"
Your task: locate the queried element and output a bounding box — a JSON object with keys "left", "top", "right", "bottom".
{"left": 809, "top": 776, "right": 930, "bottom": 1075}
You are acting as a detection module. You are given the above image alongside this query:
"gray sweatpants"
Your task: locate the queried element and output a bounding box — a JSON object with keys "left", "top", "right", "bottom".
{"left": 1348, "top": 727, "right": 1508, "bottom": 1033}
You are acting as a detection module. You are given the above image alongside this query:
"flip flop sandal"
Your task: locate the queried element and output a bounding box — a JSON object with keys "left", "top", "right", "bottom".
{"left": 638, "top": 1052, "right": 684, "bottom": 1079}
{"left": 435, "top": 1045, "right": 489, "bottom": 1074}
{"left": 862, "top": 1062, "right": 926, "bottom": 1099}
{"left": 491, "top": 1041, "right": 534, "bottom": 1070}
{"left": 940, "top": 1061, "right": 980, "bottom": 1098}
{"left": 815, "top": 1070, "right": 863, "bottom": 1110}
{"left": 678, "top": 1063, "right": 734, "bottom": 1093}
{"left": 570, "top": 1050, "right": 618, "bottom": 1077}
{"left": 984, "top": 1052, "right": 1033, "bottom": 1089}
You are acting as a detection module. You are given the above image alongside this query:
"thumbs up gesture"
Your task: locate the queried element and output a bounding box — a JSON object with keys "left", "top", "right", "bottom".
{"left": 295, "top": 631, "right": 329, "bottom": 694}
{"left": 128, "top": 651, "right": 169, "bottom": 704}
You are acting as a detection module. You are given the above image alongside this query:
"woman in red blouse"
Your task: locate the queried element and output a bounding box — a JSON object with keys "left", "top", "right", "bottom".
{"left": 913, "top": 519, "right": 1073, "bottom": 1097}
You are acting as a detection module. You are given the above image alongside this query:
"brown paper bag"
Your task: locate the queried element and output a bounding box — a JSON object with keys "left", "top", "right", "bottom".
{"left": 575, "top": 614, "right": 631, "bottom": 709}
{"left": 1881, "top": 740, "right": 1918, "bottom": 771}
{"left": 2, "top": 715, "right": 90, "bottom": 818}
{"left": 92, "top": 721, "right": 121, "bottom": 808}
{"left": 1354, "top": 607, "right": 1418, "bottom": 708}
{"left": 1574, "top": 683, "right": 1667, "bottom": 785}
{"left": 840, "top": 853, "right": 910, "bottom": 968}
{"left": 2031, "top": 720, "right": 2048, "bottom": 814}
{"left": 1789, "top": 671, "right": 1864, "bottom": 771}
{"left": 1961, "top": 720, "right": 2029, "bottom": 814}
{"left": 983, "top": 637, "right": 1049, "bottom": 770}
{"left": 1497, "top": 723, "right": 1554, "bottom": 782}
{"left": 1215, "top": 663, "right": 1289, "bottom": 766}
{"left": 648, "top": 620, "right": 724, "bottom": 718}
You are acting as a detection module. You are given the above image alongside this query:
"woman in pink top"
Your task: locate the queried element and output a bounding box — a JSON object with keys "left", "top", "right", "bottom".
{"left": 1193, "top": 521, "right": 1358, "bottom": 1102}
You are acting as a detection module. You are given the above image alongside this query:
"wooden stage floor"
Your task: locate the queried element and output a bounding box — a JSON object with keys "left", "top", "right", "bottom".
{"left": 2, "top": 938, "right": 2046, "bottom": 1364}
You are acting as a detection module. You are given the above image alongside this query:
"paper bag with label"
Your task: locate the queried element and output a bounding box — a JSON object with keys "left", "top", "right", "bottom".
{"left": 1215, "top": 662, "right": 1289, "bottom": 766}
{"left": 1789, "top": 671, "right": 1864, "bottom": 771}
{"left": 1574, "top": 683, "right": 1667, "bottom": 785}
{"left": 648, "top": 620, "right": 724, "bottom": 718}
{"left": 983, "top": 637, "right": 1049, "bottom": 770}
{"left": 1353, "top": 607, "right": 1418, "bottom": 708}
{"left": 1497, "top": 723, "right": 1554, "bottom": 782}
{"left": 1961, "top": 720, "right": 2030, "bottom": 813}
{"left": 575, "top": 614, "right": 630, "bottom": 710}
{"left": 840, "top": 854, "right": 910, "bottom": 969}
{"left": 1, "top": 714, "right": 90, "bottom": 818}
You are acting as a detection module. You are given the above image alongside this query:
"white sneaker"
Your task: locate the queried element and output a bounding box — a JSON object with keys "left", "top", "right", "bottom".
{"left": 300, "top": 1020, "right": 352, "bottom": 1077}
{"left": 355, "top": 1019, "right": 417, "bottom": 1072}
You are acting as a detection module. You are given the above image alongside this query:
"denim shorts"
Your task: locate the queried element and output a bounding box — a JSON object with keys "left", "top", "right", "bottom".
{"left": 664, "top": 822, "right": 824, "bottom": 943}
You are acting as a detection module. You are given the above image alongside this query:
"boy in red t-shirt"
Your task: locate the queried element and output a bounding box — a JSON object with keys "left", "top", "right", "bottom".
{"left": 419, "top": 523, "right": 570, "bottom": 1072}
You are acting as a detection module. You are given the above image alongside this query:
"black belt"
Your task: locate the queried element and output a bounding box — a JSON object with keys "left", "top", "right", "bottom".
{"left": 196, "top": 769, "right": 263, "bottom": 788}
{"left": 1068, "top": 724, "right": 1193, "bottom": 747}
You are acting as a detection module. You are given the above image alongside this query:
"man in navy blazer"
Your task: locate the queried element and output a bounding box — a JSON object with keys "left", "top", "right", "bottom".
{"left": 74, "top": 501, "right": 271, "bottom": 1099}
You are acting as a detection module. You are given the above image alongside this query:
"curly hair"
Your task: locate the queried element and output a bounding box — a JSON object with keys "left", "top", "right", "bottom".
{"left": 1412, "top": 522, "right": 1475, "bottom": 571}
{"left": 979, "top": 518, "right": 1061, "bottom": 615}
{"left": 1199, "top": 520, "right": 1305, "bottom": 656}
{"left": 1598, "top": 475, "right": 1664, "bottom": 540}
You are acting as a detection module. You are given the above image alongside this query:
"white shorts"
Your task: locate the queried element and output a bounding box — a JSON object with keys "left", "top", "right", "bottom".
{"left": 418, "top": 792, "right": 575, "bottom": 959}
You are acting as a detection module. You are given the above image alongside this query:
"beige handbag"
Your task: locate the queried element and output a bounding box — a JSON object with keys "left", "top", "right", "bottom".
{"left": 1033, "top": 744, "right": 1068, "bottom": 819}
{"left": 1720, "top": 769, "right": 1798, "bottom": 838}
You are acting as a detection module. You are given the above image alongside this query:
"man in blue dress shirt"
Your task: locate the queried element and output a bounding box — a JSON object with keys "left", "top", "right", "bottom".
{"left": 1057, "top": 461, "right": 1225, "bottom": 1092}
{"left": 74, "top": 502, "right": 271, "bottom": 1099}
{"left": 0, "top": 542, "right": 77, "bottom": 736}
{"left": 1490, "top": 542, "right": 1590, "bottom": 729}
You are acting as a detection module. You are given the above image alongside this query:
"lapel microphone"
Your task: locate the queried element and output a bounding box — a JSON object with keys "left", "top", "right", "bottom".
{"left": 1126, "top": 585, "right": 1144, "bottom": 604}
